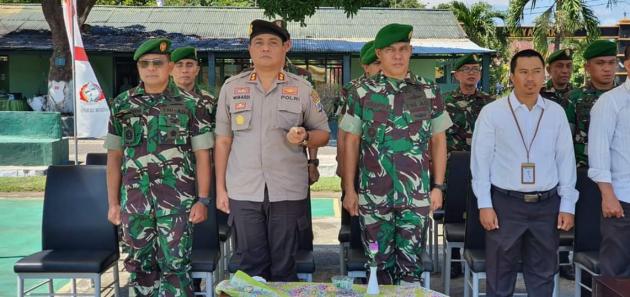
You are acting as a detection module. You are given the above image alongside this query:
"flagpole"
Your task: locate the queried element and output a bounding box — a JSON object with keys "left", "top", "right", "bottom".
{"left": 70, "top": 0, "right": 78, "bottom": 165}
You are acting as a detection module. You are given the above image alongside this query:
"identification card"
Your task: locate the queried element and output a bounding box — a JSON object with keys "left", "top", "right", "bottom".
{"left": 521, "top": 163, "right": 536, "bottom": 184}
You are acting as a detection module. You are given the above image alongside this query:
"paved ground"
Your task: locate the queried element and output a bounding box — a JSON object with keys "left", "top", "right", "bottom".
{"left": 3, "top": 140, "right": 582, "bottom": 296}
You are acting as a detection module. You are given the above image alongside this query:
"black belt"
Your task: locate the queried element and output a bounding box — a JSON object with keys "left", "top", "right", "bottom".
{"left": 492, "top": 186, "right": 558, "bottom": 203}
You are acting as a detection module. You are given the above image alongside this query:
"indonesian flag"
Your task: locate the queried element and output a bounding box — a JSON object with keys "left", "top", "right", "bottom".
{"left": 62, "top": 0, "right": 109, "bottom": 138}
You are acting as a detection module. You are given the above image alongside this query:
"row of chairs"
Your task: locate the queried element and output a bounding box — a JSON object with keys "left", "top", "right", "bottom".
{"left": 14, "top": 152, "right": 317, "bottom": 297}
{"left": 336, "top": 151, "right": 604, "bottom": 296}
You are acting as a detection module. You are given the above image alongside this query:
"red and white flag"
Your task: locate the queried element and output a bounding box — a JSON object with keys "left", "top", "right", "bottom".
{"left": 62, "top": 0, "right": 109, "bottom": 138}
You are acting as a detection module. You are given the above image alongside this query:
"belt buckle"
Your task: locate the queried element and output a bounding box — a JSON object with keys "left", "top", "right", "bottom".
{"left": 524, "top": 193, "right": 540, "bottom": 203}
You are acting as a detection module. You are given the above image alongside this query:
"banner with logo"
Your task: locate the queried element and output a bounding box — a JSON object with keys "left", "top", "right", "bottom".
{"left": 62, "top": 0, "right": 110, "bottom": 138}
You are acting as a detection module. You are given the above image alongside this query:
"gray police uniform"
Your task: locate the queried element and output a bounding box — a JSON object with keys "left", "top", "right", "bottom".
{"left": 215, "top": 70, "right": 329, "bottom": 281}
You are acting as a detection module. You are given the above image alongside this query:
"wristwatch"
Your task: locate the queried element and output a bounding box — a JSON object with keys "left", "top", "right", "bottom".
{"left": 300, "top": 131, "right": 310, "bottom": 146}
{"left": 432, "top": 183, "right": 447, "bottom": 192}
{"left": 198, "top": 196, "right": 211, "bottom": 207}
{"left": 307, "top": 158, "right": 320, "bottom": 167}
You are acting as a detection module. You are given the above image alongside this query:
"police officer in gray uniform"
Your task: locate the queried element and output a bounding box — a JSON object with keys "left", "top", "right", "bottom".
{"left": 214, "top": 19, "right": 330, "bottom": 281}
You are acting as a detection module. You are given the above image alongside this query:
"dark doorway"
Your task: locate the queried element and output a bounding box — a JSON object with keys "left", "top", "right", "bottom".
{"left": 114, "top": 56, "right": 139, "bottom": 95}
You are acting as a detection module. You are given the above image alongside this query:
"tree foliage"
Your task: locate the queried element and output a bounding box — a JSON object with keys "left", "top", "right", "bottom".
{"left": 507, "top": 0, "right": 617, "bottom": 56}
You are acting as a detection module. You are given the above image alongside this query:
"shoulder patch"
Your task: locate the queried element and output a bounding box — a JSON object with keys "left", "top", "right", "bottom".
{"left": 311, "top": 90, "right": 324, "bottom": 113}
{"left": 223, "top": 70, "right": 252, "bottom": 86}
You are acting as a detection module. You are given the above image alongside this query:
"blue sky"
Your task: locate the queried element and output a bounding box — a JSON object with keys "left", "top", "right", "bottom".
{"left": 423, "top": 0, "right": 630, "bottom": 25}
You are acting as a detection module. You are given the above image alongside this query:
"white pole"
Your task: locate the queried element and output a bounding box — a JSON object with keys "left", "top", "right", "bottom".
{"left": 70, "top": 0, "right": 78, "bottom": 165}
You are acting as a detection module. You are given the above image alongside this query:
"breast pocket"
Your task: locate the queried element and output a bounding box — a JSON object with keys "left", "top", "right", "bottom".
{"left": 230, "top": 101, "right": 253, "bottom": 131}
{"left": 361, "top": 104, "right": 388, "bottom": 143}
{"left": 122, "top": 116, "right": 143, "bottom": 147}
{"left": 159, "top": 105, "right": 189, "bottom": 145}
{"left": 275, "top": 100, "right": 303, "bottom": 130}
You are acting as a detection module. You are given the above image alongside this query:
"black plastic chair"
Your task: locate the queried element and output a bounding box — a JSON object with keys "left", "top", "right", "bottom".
{"left": 14, "top": 165, "right": 120, "bottom": 297}
{"left": 191, "top": 199, "right": 221, "bottom": 297}
{"left": 573, "top": 167, "right": 602, "bottom": 297}
{"left": 442, "top": 151, "right": 471, "bottom": 295}
{"left": 85, "top": 153, "right": 107, "bottom": 166}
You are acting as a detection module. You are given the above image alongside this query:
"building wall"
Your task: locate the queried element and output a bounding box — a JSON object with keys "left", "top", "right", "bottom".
{"left": 7, "top": 52, "right": 114, "bottom": 99}
{"left": 8, "top": 53, "right": 49, "bottom": 99}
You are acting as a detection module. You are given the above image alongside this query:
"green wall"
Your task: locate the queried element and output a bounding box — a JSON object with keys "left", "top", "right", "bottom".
{"left": 9, "top": 53, "right": 49, "bottom": 99}
{"left": 350, "top": 56, "right": 438, "bottom": 82}
{"left": 8, "top": 52, "right": 113, "bottom": 100}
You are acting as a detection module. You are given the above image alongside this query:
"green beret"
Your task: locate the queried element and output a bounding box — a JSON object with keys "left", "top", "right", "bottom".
{"left": 360, "top": 41, "right": 377, "bottom": 65}
{"left": 374, "top": 23, "right": 413, "bottom": 49}
{"left": 171, "top": 47, "right": 198, "bottom": 63}
{"left": 133, "top": 38, "right": 171, "bottom": 61}
{"left": 583, "top": 40, "right": 617, "bottom": 60}
{"left": 546, "top": 49, "right": 572, "bottom": 64}
{"left": 249, "top": 19, "right": 289, "bottom": 42}
{"left": 454, "top": 54, "right": 480, "bottom": 70}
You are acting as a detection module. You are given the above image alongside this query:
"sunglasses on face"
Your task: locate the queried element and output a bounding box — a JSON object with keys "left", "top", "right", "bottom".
{"left": 137, "top": 59, "right": 167, "bottom": 69}
{"left": 458, "top": 66, "right": 481, "bottom": 74}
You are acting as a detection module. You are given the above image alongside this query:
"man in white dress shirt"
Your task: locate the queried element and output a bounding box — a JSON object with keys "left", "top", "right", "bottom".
{"left": 471, "top": 49, "right": 579, "bottom": 296}
{"left": 588, "top": 46, "right": 630, "bottom": 277}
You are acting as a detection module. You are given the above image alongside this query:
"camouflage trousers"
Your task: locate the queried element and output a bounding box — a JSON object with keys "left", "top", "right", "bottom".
{"left": 359, "top": 192, "right": 429, "bottom": 285}
{"left": 121, "top": 211, "right": 194, "bottom": 297}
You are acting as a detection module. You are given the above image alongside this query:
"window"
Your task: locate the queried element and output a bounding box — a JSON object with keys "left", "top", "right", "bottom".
{"left": 0, "top": 56, "right": 8, "bottom": 96}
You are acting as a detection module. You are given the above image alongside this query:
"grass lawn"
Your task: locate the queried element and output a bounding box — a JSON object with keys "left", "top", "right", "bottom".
{"left": 0, "top": 176, "right": 46, "bottom": 192}
{"left": 310, "top": 176, "right": 341, "bottom": 192}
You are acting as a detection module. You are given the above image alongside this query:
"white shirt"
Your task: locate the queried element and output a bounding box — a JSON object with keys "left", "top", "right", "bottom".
{"left": 471, "top": 92, "right": 579, "bottom": 213}
{"left": 588, "top": 79, "right": 630, "bottom": 204}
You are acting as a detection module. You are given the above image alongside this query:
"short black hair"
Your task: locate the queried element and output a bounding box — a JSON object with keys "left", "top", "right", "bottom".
{"left": 625, "top": 45, "right": 630, "bottom": 61}
{"left": 510, "top": 49, "right": 545, "bottom": 73}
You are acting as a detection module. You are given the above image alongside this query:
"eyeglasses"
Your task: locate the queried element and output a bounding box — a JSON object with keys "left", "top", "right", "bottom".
{"left": 459, "top": 66, "right": 481, "bottom": 73}
{"left": 137, "top": 59, "right": 167, "bottom": 69}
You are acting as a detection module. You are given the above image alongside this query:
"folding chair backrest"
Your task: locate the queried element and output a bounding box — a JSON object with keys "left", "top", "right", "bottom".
{"left": 464, "top": 185, "right": 485, "bottom": 250}
{"left": 574, "top": 167, "right": 602, "bottom": 253}
{"left": 444, "top": 151, "right": 471, "bottom": 223}
{"left": 42, "top": 165, "right": 118, "bottom": 252}
{"left": 85, "top": 153, "right": 108, "bottom": 165}
{"left": 193, "top": 200, "right": 220, "bottom": 250}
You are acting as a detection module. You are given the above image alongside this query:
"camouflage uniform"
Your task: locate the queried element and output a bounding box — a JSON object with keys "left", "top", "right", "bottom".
{"left": 444, "top": 88, "right": 493, "bottom": 152}
{"left": 540, "top": 80, "right": 572, "bottom": 107}
{"left": 336, "top": 74, "right": 368, "bottom": 123}
{"left": 285, "top": 58, "right": 314, "bottom": 84}
{"left": 564, "top": 81, "right": 615, "bottom": 167}
{"left": 340, "top": 72, "right": 453, "bottom": 284}
{"left": 104, "top": 81, "right": 214, "bottom": 296}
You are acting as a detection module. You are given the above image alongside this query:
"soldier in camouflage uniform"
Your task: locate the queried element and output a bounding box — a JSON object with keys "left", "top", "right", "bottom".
{"left": 105, "top": 38, "right": 214, "bottom": 297}
{"left": 564, "top": 40, "right": 618, "bottom": 167}
{"left": 340, "top": 24, "right": 452, "bottom": 284}
{"left": 336, "top": 40, "right": 380, "bottom": 179}
{"left": 171, "top": 47, "right": 217, "bottom": 124}
{"left": 442, "top": 54, "right": 492, "bottom": 280}
{"left": 444, "top": 54, "right": 494, "bottom": 153}
{"left": 540, "top": 49, "right": 573, "bottom": 106}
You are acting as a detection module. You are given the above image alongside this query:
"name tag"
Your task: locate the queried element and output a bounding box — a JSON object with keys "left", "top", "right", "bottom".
{"left": 521, "top": 163, "right": 536, "bottom": 184}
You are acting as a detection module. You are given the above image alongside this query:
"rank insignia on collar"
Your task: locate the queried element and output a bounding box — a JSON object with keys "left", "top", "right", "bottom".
{"left": 249, "top": 72, "right": 257, "bottom": 81}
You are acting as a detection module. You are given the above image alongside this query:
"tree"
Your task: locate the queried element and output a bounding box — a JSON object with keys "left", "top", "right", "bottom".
{"left": 437, "top": 1, "right": 505, "bottom": 49}
{"left": 436, "top": 1, "right": 508, "bottom": 95}
{"left": 507, "top": 0, "right": 617, "bottom": 56}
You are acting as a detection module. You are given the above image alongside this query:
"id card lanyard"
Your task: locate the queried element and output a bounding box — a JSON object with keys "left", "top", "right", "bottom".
{"left": 508, "top": 95, "right": 545, "bottom": 184}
